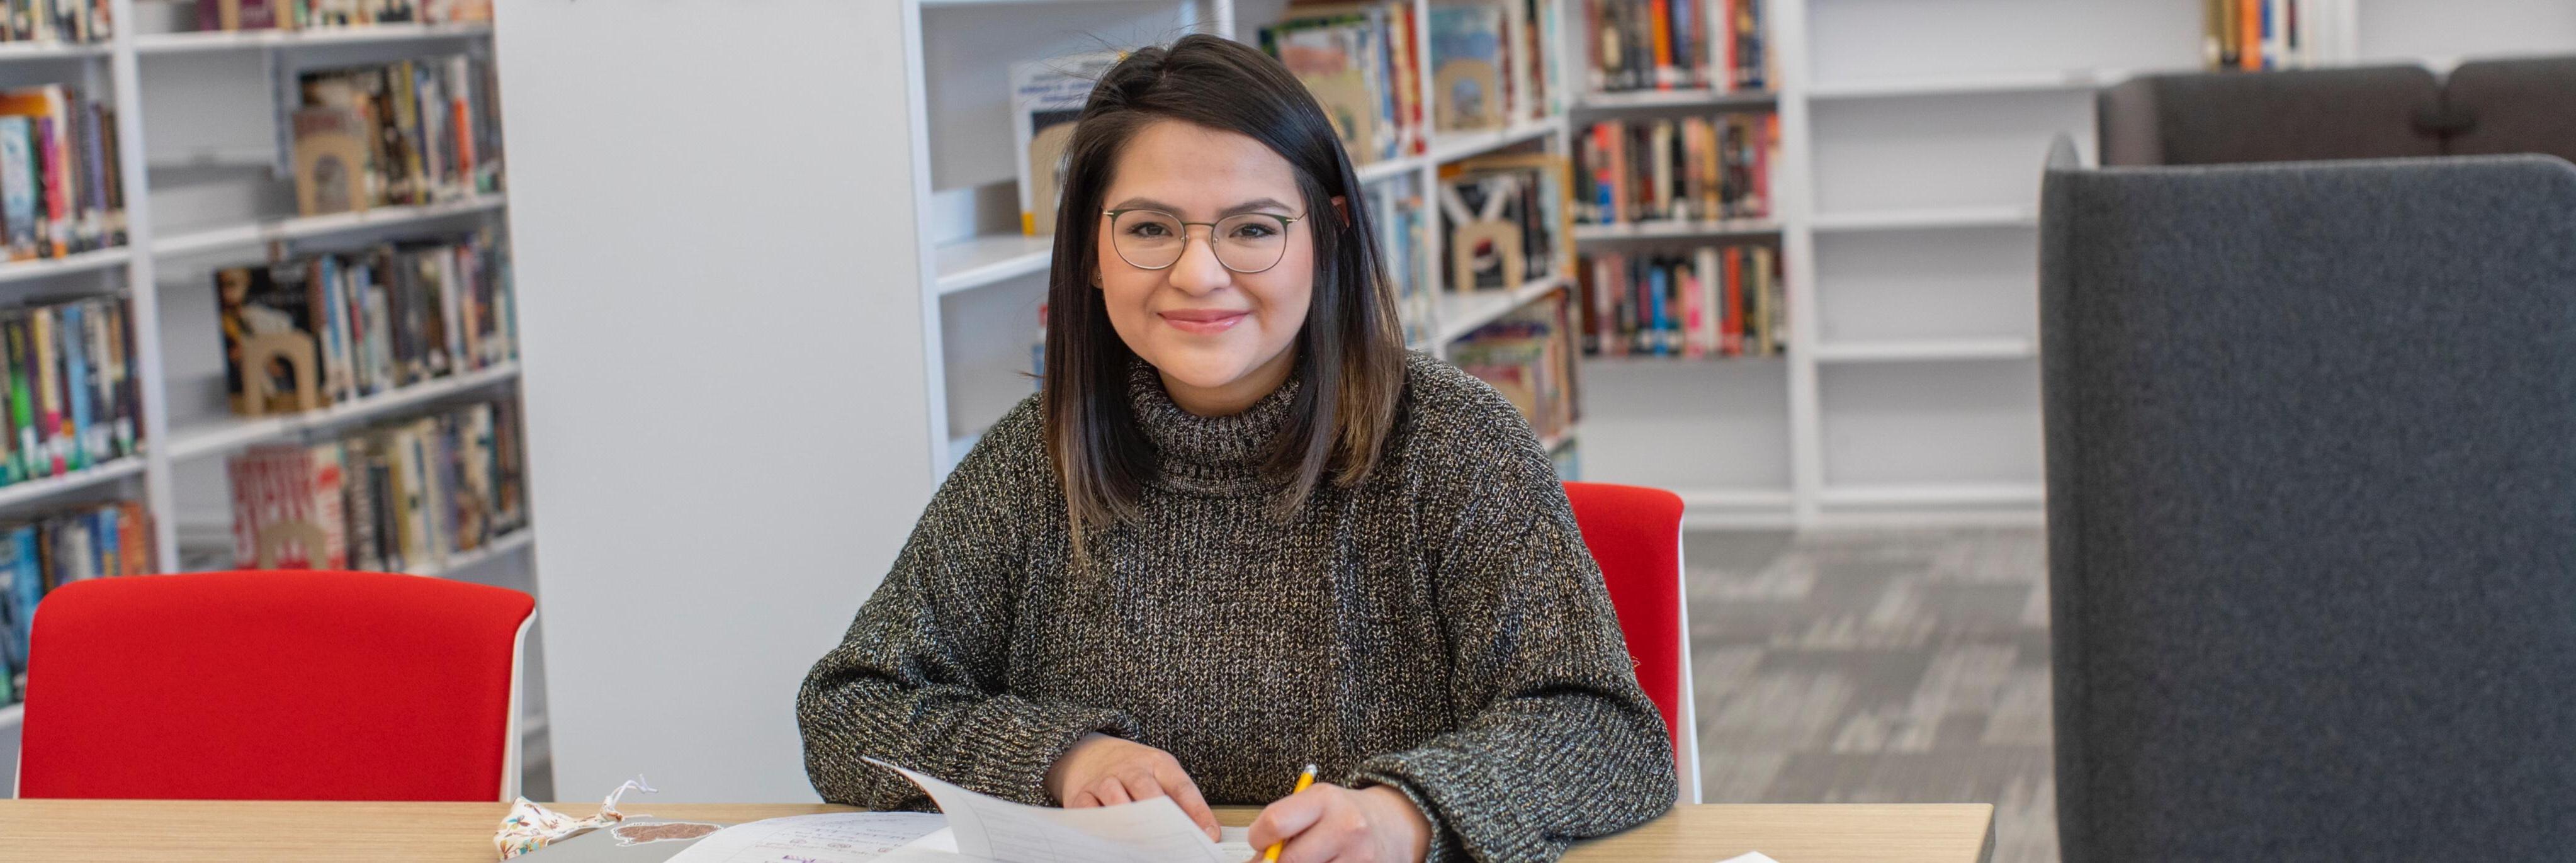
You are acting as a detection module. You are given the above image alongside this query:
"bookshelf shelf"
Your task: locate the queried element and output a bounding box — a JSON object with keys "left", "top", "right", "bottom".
{"left": 0, "top": 457, "right": 145, "bottom": 510}
{"left": 154, "top": 193, "right": 507, "bottom": 258}
{"left": 0, "top": 41, "right": 105, "bottom": 60}
{"left": 1809, "top": 338, "right": 2036, "bottom": 363}
{"left": 1809, "top": 205, "right": 2038, "bottom": 233}
{"left": 1572, "top": 218, "right": 1781, "bottom": 242}
{"left": 0, "top": 246, "right": 128, "bottom": 285}
{"left": 1807, "top": 68, "right": 2114, "bottom": 101}
{"left": 1428, "top": 275, "right": 1567, "bottom": 346}
{"left": 1573, "top": 88, "right": 1776, "bottom": 110}
{"left": 1424, "top": 115, "right": 1565, "bottom": 165}
{"left": 171, "top": 526, "right": 531, "bottom": 580}
{"left": 1819, "top": 482, "right": 2046, "bottom": 508}
{"left": 1582, "top": 352, "right": 1786, "bottom": 366}
{"left": 133, "top": 22, "right": 493, "bottom": 54}
{"left": 932, "top": 232, "right": 1053, "bottom": 296}
{"left": 1355, "top": 155, "right": 1418, "bottom": 185}
{"left": 405, "top": 527, "right": 533, "bottom": 578}
{"left": 164, "top": 361, "right": 522, "bottom": 462}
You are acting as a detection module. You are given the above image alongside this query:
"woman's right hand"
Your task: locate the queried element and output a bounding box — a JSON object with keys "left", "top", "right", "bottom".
{"left": 1042, "top": 733, "right": 1221, "bottom": 841}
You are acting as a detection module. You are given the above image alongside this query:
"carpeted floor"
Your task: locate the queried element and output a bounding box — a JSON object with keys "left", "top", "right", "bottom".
{"left": 1686, "top": 527, "right": 2055, "bottom": 863}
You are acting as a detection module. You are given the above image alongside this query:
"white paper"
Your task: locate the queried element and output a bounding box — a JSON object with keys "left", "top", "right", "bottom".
{"left": 866, "top": 757, "right": 1236, "bottom": 863}
{"left": 1214, "top": 827, "right": 1255, "bottom": 860}
{"left": 662, "top": 811, "right": 947, "bottom": 863}
{"left": 902, "top": 826, "right": 1252, "bottom": 860}
{"left": 1716, "top": 853, "right": 1782, "bottom": 863}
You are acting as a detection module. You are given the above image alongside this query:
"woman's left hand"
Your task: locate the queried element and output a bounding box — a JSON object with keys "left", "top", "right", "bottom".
{"left": 1244, "top": 782, "right": 1431, "bottom": 863}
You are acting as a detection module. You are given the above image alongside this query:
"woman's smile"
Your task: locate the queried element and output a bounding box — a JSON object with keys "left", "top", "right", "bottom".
{"left": 1157, "top": 308, "right": 1250, "bottom": 334}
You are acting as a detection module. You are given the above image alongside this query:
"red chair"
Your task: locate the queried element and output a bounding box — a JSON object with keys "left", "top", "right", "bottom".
{"left": 14, "top": 570, "right": 536, "bottom": 801}
{"left": 1564, "top": 482, "right": 1700, "bottom": 804}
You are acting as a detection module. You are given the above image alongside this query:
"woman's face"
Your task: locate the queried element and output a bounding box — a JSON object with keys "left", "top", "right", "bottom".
{"left": 1094, "top": 120, "right": 1333, "bottom": 416}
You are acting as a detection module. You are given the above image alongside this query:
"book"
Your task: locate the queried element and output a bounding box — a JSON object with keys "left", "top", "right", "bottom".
{"left": 1574, "top": 242, "right": 1783, "bottom": 358}
{"left": 1452, "top": 292, "right": 1579, "bottom": 446}
{"left": 0, "top": 499, "right": 147, "bottom": 702}
{"left": 1426, "top": 1, "right": 1505, "bottom": 133}
{"left": 1262, "top": 8, "right": 1398, "bottom": 166}
{"left": 1574, "top": 110, "right": 1775, "bottom": 226}
{"left": 227, "top": 397, "right": 519, "bottom": 574}
{"left": 295, "top": 54, "right": 500, "bottom": 211}
{"left": 214, "top": 232, "right": 514, "bottom": 414}
{"left": 1008, "top": 52, "right": 1120, "bottom": 237}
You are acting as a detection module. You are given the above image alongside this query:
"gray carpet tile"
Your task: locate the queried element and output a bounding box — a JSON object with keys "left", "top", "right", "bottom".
{"left": 1687, "top": 527, "right": 2055, "bottom": 863}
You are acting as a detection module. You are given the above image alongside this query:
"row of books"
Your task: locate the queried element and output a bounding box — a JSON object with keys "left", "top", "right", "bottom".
{"left": 291, "top": 53, "right": 504, "bottom": 216}
{"left": 195, "top": 0, "right": 490, "bottom": 32}
{"left": 0, "top": 499, "right": 152, "bottom": 704}
{"left": 1452, "top": 293, "right": 1578, "bottom": 446}
{"left": 1362, "top": 180, "right": 1435, "bottom": 344}
{"left": 1261, "top": 3, "right": 1426, "bottom": 167}
{"left": 1, "top": 0, "right": 106, "bottom": 43}
{"left": 1576, "top": 111, "right": 1774, "bottom": 225}
{"left": 1426, "top": 0, "right": 1561, "bottom": 131}
{"left": 1440, "top": 152, "right": 1571, "bottom": 293}
{"left": 0, "top": 86, "right": 125, "bottom": 261}
{"left": 0, "top": 297, "right": 138, "bottom": 484}
{"left": 216, "top": 230, "right": 517, "bottom": 415}
{"left": 2203, "top": 0, "right": 2354, "bottom": 72}
{"left": 227, "top": 395, "right": 526, "bottom": 574}
{"left": 1580, "top": 0, "right": 1770, "bottom": 94}
{"left": 1576, "top": 244, "right": 1782, "bottom": 358}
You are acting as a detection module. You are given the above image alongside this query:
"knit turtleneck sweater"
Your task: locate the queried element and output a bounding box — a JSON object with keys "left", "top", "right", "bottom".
{"left": 797, "top": 352, "right": 1676, "bottom": 862}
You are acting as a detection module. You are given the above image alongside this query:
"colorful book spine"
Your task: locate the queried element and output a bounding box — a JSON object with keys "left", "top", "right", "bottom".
{"left": 30, "top": 307, "right": 59, "bottom": 475}
{"left": 58, "top": 301, "right": 87, "bottom": 470}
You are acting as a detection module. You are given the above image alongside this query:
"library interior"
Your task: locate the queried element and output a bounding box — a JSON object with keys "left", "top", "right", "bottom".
{"left": 1, "top": 1, "right": 2572, "bottom": 862}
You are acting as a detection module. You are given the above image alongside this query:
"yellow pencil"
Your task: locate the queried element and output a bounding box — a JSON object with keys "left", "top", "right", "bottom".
{"left": 1262, "top": 764, "right": 1319, "bottom": 863}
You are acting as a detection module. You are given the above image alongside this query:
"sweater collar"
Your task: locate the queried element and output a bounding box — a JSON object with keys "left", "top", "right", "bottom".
{"left": 1126, "top": 357, "right": 1297, "bottom": 491}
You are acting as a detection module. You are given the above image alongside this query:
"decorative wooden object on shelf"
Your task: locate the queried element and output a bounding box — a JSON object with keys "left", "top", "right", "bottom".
{"left": 235, "top": 332, "right": 320, "bottom": 417}
{"left": 1450, "top": 218, "right": 1524, "bottom": 295}
{"left": 252, "top": 519, "right": 326, "bottom": 570}
{"left": 1435, "top": 59, "right": 1505, "bottom": 132}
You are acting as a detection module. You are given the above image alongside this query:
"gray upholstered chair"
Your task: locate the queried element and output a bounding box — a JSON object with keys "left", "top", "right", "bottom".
{"left": 2098, "top": 65, "right": 2443, "bottom": 165}
{"left": 2040, "top": 148, "right": 2576, "bottom": 862}
{"left": 2443, "top": 56, "right": 2576, "bottom": 164}
{"left": 2099, "top": 55, "right": 2576, "bottom": 167}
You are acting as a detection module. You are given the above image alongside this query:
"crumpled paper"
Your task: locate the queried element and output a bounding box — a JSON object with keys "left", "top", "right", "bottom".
{"left": 495, "top": 776, "right": 655, "bottom": 859}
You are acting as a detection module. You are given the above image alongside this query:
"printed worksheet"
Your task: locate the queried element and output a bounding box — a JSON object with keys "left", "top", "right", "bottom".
{"left": 662, "top": 811, "right": 947, "bottom": 863}
{"left": 866, "top": 757, "right": 1240, "bottom": 863}
{"left": 898, "top": 826, "right": 1257, "bottom": 860}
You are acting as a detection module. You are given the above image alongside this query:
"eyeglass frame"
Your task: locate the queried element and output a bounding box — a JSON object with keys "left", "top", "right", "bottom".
{"left": 1099, "top": 208, "right": 1308, "bottom": 274}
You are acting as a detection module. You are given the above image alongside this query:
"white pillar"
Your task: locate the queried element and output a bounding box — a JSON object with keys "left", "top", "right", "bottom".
{"left": 495, "top": 0, "right": 935, "bottom": 802}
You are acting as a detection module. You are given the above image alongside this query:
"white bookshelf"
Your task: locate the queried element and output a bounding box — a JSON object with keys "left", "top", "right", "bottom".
{"left": 1562, "top": 0, "right": 2576, "bottom": 527}
{"left": 0, "top": 8, "right": 534, "bottom": 771}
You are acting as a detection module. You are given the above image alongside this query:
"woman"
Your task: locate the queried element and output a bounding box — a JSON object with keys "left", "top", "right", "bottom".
{"left": 798, "top": 33, "right": 1676, "bottom": 862}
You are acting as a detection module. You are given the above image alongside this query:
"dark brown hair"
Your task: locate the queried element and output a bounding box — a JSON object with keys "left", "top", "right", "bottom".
{"left": 1041, "top": 33, "right": 1408, "bottom": 547}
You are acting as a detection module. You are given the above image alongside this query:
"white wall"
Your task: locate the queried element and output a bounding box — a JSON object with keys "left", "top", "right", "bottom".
{"left": 494, "top": 0, "right": 935, "bottom": 802}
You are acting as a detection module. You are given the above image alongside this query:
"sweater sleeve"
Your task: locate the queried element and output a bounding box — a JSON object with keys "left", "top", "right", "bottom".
{"left": 796, "top": 414, "right": 1141, "bottom": 808}
{"left": 1348, "top": 400, "right": 1680, "bottom": 862}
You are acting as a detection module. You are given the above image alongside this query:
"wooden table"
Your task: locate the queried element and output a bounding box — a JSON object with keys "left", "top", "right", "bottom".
{"left": 0, "top": 799, "right": 1995, "bottom": 862}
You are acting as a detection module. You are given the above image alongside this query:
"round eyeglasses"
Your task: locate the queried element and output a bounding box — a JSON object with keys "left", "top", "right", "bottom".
{"left": 1102, "top": 208, "right": 1305, "bottom": 274}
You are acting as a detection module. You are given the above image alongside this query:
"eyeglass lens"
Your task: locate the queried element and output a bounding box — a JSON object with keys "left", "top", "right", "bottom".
{"left": 1111, "top": 210, "right": 1291, "bottom": 273}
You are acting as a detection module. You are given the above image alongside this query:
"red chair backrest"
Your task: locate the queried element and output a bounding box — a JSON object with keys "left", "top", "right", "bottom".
{"left": 1562, "top": 482, "right": 1687, "bottom": 761}
{"left": 17, "top": 570, "right": 534, "bottom": 800}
